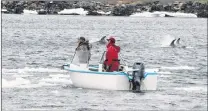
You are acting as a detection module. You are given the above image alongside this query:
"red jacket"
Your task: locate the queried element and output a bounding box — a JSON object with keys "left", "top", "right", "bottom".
{"left": 104, "top": 42, "right": 120, "bottom": 71}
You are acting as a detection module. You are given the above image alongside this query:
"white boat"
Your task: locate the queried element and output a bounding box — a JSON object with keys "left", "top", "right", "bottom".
{"left": 58, "top": 8, "right": 88, "bottom": 15}
{"left": 23, "top": 9, "right": 38, "bottom": 15}
{"left": 63, "top": 51, "right": 158, "bottom": 92}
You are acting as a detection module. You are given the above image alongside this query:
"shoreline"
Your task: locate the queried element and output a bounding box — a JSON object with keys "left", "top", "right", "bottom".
{"left": 1, "top": 1, "right": 208, "bottom": 18}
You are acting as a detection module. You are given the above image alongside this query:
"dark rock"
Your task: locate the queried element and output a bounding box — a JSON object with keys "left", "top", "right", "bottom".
{"left": 1, "top": 1, "right": 208, "bottom": 18}
{"left": 112, "top": 5, "right": 134, "bottom": 16}
{"left": 197, "top": 10, "right": 208, "bottom": 18}
{"left": 87, "top": 10, "right": 102, "bottom": 15}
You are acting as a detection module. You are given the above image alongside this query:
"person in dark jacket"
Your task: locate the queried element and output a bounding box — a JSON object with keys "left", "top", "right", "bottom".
{"left": 76, "top": 37, "right": 91, "bottom": 51}
{"left": 75, "top": 37, "right": 91, "bottom": 63}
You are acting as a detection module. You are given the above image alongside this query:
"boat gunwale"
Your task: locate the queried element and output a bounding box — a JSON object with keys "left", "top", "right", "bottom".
{"left": 63, "top": 66, "right": 157, "bottom": 79}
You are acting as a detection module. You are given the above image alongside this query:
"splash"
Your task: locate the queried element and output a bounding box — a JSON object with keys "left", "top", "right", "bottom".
{"left": 160, "top": 66, "right": 195, "bottom": 70}
{"left": 2, "top": 78, "right": 54, "bottom": 88}
{"left": 40, "top": 74, "right": 72, "bottom": 84}
{"left": 159, "top": 75, "right": 170, "bottom": 78}
{"left": 2, "top": 67, "right": 72, "bottom": 88}
{"left": 146, "top": 68, "right": 160, "bottom": 72}
{"left": 2, "top": 77, "right": 31, "bottom": 88}
{"left": 2, "top": 67, "right": 67, "bottom": 74}
{"left": 175, "top": 86, "right": 207, "bottom": 92}
{"left": 2, "top": 74, "right": 73, "bottom": 88}
{"left": 158, "top": 71, "right": 172, "bottom": 74}
{"left": 160, "top": 35, "right": 175, "bottom": 47}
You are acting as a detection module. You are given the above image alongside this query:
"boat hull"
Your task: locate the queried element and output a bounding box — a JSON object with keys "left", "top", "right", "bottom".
{"left": 70, "top": 71, "right": 130, "bottom": 90}
{"left": 64, "top": 65, "right": 157, "bottom": 91}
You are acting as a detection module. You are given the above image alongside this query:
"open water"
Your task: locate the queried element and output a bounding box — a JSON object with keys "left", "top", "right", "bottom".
{"left": 2, "top": 14, "right": 207, "bottom": 110}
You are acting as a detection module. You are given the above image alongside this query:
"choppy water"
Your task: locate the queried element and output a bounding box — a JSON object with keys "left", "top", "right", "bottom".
{"left": 2, "top": 14, "right": 207, "bottom": 111}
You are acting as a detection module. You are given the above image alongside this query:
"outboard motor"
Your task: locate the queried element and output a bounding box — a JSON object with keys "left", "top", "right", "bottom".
{"left": 132, "top": 62, "right": 145, "bottom": 92}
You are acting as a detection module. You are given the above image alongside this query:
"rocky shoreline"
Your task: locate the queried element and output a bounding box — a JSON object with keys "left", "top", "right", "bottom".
{"left": 1, "top": 1, "right": 208, "bottom": 18}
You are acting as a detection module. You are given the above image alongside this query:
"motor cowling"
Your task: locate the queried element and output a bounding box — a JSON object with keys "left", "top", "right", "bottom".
{"left": 132, "top": 62, "right": 145, "bottom": 92}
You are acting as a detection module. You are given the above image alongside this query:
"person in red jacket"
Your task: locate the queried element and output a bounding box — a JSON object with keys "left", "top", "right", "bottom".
{"left": 103, "top": 37, "right": 120, "bottom": 72}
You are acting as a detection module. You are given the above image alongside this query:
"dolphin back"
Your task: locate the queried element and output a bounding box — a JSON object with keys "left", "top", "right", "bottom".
{"left": 170, "top": 39, "right": 176, "bottom": 47}
{"left": 99, "top": 36, "right": 107, "bottom": 44}
{"left": 101, "top": 36, "right": 106, "bottom": 41}
{"left": 176, "top": 38, "right": 180, "bottom": 44}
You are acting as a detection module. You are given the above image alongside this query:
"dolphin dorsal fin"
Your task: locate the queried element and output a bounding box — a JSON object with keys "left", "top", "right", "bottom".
{"left": 170, "top": 39, "right": 176, "bottom": 47}
{"left": 98, "top": 36, "right": 107, "bottom": 44}
{"left": 101, "top": 36, "right": 106, "bottom": 41}
{"left": 176, "top": 38, "right": 180, "bottom": 44}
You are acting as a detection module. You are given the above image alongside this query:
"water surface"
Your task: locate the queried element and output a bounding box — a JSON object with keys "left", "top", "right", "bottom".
{"left": 2, "top": 14, "right": 207, "bottom": 110}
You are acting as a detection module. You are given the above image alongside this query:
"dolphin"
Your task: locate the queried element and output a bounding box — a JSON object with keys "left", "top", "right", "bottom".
{"left": 176, "top": 38, "right": 180, "bottom": 45}
{"left": 89, "top": 36, "right": 107, "bottom": 45}
{"left": 91, "top": 35, "right": 121, "bottom": 46}
{"left": 98, "top": 36, "right": 107, "bottom": 44}
{"left": 89, "top": 36, "right": 108, "bottom": 50}
{"left": 170, "top": 39, "right": 176, "bottom": 47}
{"left": 170, "top": 38, "right": 186, "bottom": 48}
